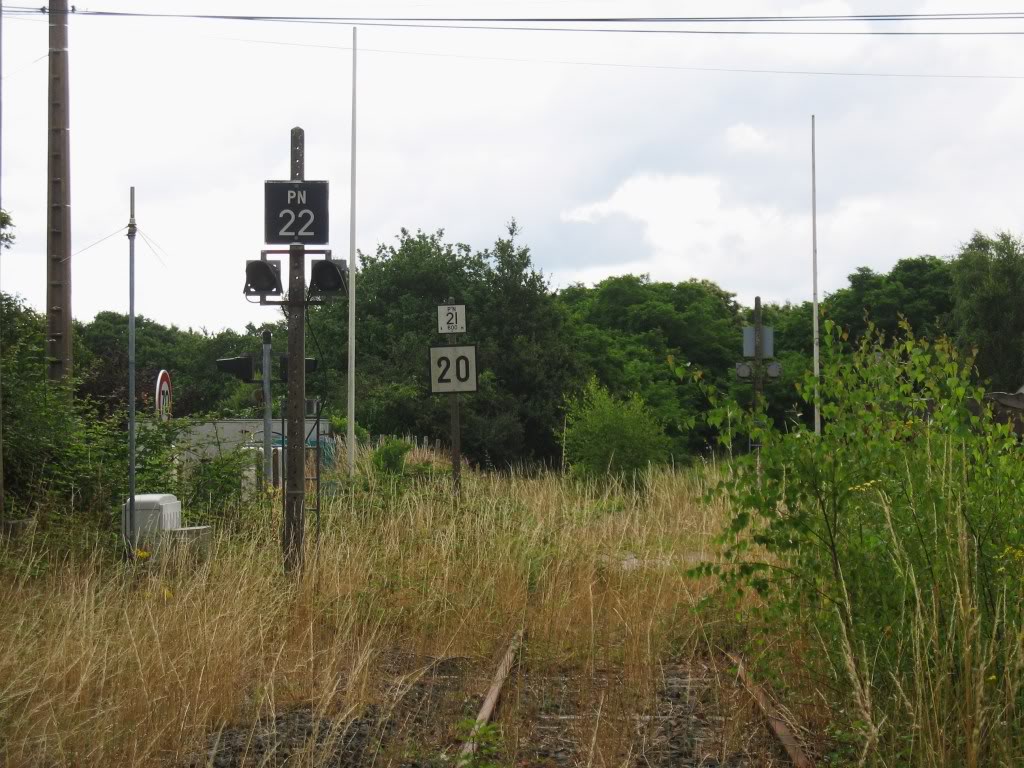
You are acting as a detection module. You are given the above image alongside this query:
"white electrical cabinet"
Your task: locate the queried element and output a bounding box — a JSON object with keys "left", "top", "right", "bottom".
{"left": 122, "top": 493, "right": 182, "bottom": 546}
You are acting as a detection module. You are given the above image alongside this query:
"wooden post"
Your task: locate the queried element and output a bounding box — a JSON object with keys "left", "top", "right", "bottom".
{"left": 283, "top": 128, "right": 306, "bottom": 575}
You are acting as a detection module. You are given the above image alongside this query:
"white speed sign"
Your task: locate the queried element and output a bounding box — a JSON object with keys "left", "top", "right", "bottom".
{"left": 429, "top": 345, "right": 478, "bottom": 394}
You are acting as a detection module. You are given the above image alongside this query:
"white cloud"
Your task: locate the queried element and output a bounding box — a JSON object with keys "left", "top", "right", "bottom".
{"left": 5, "top": 0, "right": 1024, "bottom": 330}
{"left": 558, "top": 165, "right": 1024, "bottom": 305}
{"left": 725, "top": 123, "right": 774, "bottom": 154}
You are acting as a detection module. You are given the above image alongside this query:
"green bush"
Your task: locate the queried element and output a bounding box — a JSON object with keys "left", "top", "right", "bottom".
{"left": 562, "top": 378, "right": 670, "bottom": 480}
{"left": 708, "top": 321, "right": 1024, "bottom": 765}
{"left": 371, "top": 437, "right": 413, "bottom": 476}
{"left": 327, "top": 414, "right": 369, "bottom": 443}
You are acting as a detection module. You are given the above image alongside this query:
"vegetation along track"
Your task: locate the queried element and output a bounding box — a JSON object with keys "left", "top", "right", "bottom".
{"left": 191, "top": 646, "right": 792, "bottom": 767}
{"left": 2, "top": 464, "right": 804, "bottom": 767}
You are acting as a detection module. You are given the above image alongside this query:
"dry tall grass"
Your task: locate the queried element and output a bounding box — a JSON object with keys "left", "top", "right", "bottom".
{"left": 0, "top": 465, "right": 734, "bottom": 767}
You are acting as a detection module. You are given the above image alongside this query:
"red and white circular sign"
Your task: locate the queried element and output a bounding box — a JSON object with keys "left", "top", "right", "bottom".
{"left": 155, "top": 369, "right": 172, "bottom": 421}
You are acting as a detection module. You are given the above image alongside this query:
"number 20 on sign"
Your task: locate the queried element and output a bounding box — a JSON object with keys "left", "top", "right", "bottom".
{"left": 430, "top": 345, "right": 478, "bottom": 394}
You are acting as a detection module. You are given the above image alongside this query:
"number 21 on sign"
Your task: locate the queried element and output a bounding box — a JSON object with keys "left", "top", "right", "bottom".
{"left": 437, "top": 304, "right": 466, "bottom": 334}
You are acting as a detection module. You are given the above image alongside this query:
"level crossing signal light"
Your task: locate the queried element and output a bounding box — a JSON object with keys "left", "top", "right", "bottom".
{"left": 244, "top": 260, "right": 283, "bottom": 296}
{"left": 309, "top": 258, "right": 348, "bottom": 295}
{"left": 216, "top": 356, "right": 254, "bottom": 382}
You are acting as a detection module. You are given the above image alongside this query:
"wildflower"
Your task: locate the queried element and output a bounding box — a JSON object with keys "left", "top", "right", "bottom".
{"left": 135, "top": 549, "right": 151, "bottom": 561}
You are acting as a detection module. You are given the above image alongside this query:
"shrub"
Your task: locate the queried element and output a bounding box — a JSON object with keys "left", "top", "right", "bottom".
{"left": 708, "top": 320, "right": 1024, "bottom": 765}
{"left": 371, "top": 437, "right": 413, "bottom": 476}
{"left": 562, "top": 378, "right": 670, "bottom": 480}
{"left": 327, "top": 414, "right": 369, "bottom": 443}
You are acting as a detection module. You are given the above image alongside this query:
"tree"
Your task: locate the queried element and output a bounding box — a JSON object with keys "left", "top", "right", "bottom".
{"left": 0, "top": 210, "right": 14, "bottom": 250}
{"left": 562, "top": 378, "right": 670, "bottom": 480}
{"left": 952, "top": 232, "right": 1024, "bottom": 391}
{"left": 825, "top": 256, "right": 953, "bottom": 341}
{"left": 557, "top": 275, "right": 743, "bottom": 455}
{"left": 309, "top": 225, "right": 580, "bottom": 466}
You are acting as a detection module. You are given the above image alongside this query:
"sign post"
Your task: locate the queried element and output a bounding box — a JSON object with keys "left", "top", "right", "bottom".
{"left": 155, "top": 369, "right": 172, "bottom": 421}
{"left": 431, "top": 301, "right": 476, "bottom": 496}
{"left": 284, "top": 130, "right": 307, "bottom": 574}
{"left": 254, "top": 129, "right": 338, "bottom": 573}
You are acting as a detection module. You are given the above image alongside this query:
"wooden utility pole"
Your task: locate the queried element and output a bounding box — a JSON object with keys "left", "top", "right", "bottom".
{"left": 46, "top": 0, "right": 73, "bottom": 380}
{"left": 283, "top": 127, "right": 306, "bottom": 574}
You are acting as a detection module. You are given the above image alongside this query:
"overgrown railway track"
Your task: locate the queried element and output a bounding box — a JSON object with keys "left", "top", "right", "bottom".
{"left": 192, "top": 638, "right": 808, "bottom": 767}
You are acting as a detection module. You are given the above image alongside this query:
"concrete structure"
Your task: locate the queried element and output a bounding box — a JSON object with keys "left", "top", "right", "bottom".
{"left": 180, "top": 419, "right": 324, "bottom": 460}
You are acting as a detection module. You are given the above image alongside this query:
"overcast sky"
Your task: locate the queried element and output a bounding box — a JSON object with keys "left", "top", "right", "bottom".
{"left": 3, "top": 1, "right": 1024, "bottom": 331}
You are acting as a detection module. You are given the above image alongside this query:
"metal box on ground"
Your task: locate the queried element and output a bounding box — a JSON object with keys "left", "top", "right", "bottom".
{"left": 122, "top": 493, "right": 182, "bottom": 548}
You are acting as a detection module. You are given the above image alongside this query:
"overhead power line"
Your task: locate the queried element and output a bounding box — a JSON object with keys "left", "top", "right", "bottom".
{"left": 9, "top": 7, "right": 1024, "bottom": 36}
{"left": 13, "top": 8, "right": 1024, "bottom": 23}
{"left": 223, "top": 36, "right": 1024, "bottom": 81}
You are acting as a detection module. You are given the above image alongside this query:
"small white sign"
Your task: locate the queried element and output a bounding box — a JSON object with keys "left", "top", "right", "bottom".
{"left": 437, "top": 304, "right": 466, "bottom": 334}
{"left": 430, "top": 345, "right": 478, "bottom": 394}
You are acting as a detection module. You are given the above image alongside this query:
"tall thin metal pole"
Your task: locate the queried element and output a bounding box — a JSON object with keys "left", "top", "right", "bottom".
{"left": 811, "top": 115, "right": 821, "bottom": 435}
{"left": 127, "top": 188, "right": 137, "bottom": 545}
{"left": 753, "top": 295, "right": 764, "bottom": 411}
{"left": 1, "top": 0, "right": 6, "bottom": 520}
{"left": 262, "top": 330, "right": 272, "bottom": 487}
{"left": 347, "top": 26, "right": 358, "bottom": 477}
{"left": 46, "top": 0, "right": 72, "bottom": 381}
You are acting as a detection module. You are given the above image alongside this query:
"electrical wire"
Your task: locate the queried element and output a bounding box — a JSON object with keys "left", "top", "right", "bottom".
{"left": 10, "top": 7, "right": 1024, "bottom": 36}
{"left": 65, "top": 225, "right": 126, "bottom": 261}
{"left": 136, "top": 229, "right": 168, "bottom": 269}
{"left": 136, "top": 228, "right": 174, "bottom": 266}
{"left": 15, "top": 8, "right": 1024, "bottom": 23}
{"left": 221, "top": 35, "right": 1024, "bottom": 81}
{"left": 1, "top": 53, "right": 49, "bottom": 81}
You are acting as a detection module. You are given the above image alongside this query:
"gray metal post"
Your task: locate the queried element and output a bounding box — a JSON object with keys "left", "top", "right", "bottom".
{"left": 127, "top": 188, "right": 137, "bottom": 546}
{"left": 753, "top": 295, "right": 764, "bottom": 410}
{"left": 447, "top": 306, "right": 461, "bottom": 496}
{"left": 0, "top": 0, "right": 5, "bottom": 521}
{"left": 283, "top": 128, "right": 306, "bottom": 574}
{"left": 347, "top": 26, "right": 358, "bottom": 477}
{"left": 811, "top": 115, "right": 821, "bottom": 435}
{"left": 450, "top": 390, "right": 461, "bottom": 496}
{"left": 262, "top": 330, "right": 272, "bottom": 487}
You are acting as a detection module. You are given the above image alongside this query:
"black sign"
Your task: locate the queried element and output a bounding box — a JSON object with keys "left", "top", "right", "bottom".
{"left": 264, "top": 180, "right": 329, "bottom": 244}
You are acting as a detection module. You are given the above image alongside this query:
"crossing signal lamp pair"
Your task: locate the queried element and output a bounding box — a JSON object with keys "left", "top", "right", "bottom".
{"left": 216, "top": 355, "right": 317, "bottom": 383}
{"left": 244, "top": 253, "right": 348, "bottom": 298}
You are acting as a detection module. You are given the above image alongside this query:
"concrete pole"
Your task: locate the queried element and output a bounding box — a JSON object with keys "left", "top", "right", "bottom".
{"left": 127, "top": 188, "right": 137, "bottom": 546}
{"left": 283, "top": 128, "right": 306, "bottom": 575}
{"left": 811, "top": 115, "right": 821, "bottom": 435}
{"left": 262, "top": 330, "right": 272, "bottom": 488}
{"left": 347, "top": 26, "right": 358, "bottom": 477}
{"left": 46, "top": 0, "right": 72, "bottom": 381}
